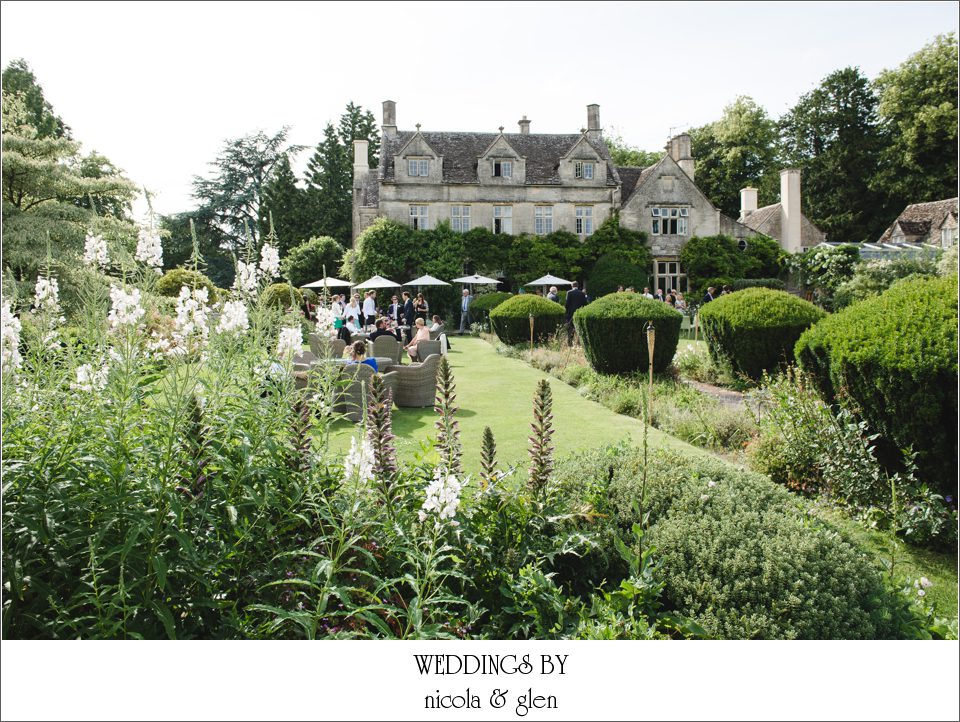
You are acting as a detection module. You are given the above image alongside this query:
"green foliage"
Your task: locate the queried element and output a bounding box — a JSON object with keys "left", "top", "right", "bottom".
{"left": 779, "top": 67, "right": 887, "bottom": 243}
{"left": 680, "top": 234, "right": 784, "bottom": 292}
{"left": 2, "top": 58, "right": 70, "bottom": 139}
{"left": 604, "top": 132, "right": 661, "bottom": 167}
{"left": 586, "top": 252, "right": 649, "bottom": 298}
{"left": 573, "top": 292, "right": 681, "bottom": 374}
{"left": 731, "top": 277, "right": 786, "bottom": 291}
{"left": 159, "top": 209, "right": 235, "bottom": 288}
{"left": 555, "top": 446, "right": 913, "bottom": 639}
{"left": 489, "top": 295, "right": 565, "bottom": 345}
{"left": 262, "top": 154, "right": 312, "bottom": 256}
{"left": 939, "top": 244, "right": 958, "bottom": 276}
{"left": 689, "top": 96, "right": 780, "bottom": 217}
{"left": 785, "top": 244, "right": 860, "bottom": 309}
{"left": 155, "top": 268, "right": 218, "bottom": 302}
{"left": 874, "top": 33, "right": 959, "bottom": 207}
{"left": 351, "top": 217, "right": 417, "bottom": 282}
{"left": 470, "top": 291, "right": 513, "bottom": 319}
{"left": 582, "top": 213, "right": 652, "bottom": 273}
{"left": 833, "top": 256, "right": 939, "bottom": 309}
{"left": 260, "top": 282, "right": 304, "bottom": 311}
{"left": 280, "top": 236, "right": 345, "bottom": 289}
{"left": 795, "top": 275, "right": 958, "bottom": 491}
{"left": 699, "top": 288, "right": 825, "bottom": 380}
{"left": 511, "top": 230, "right": 585, "bottom": 281}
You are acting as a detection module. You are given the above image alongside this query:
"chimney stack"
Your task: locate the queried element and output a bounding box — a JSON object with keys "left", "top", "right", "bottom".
{"left": 666, "top": 133, "right": 695, "bottom": 182}
{"left": 518, "top": 115, "right": 531, "bottom": 135}
{"left": 382, "top": 100, "right": 397, "bottom": 139}
{"left": 780, "top": 169, "right": 802, "bottom": 253}
{"left": 586, "top": 104, "right": 601, "bottom": 141}
{"left": 353, "top": 139, "right": 370, "bottom": 190}
{"left": 740, "top": 187, "right": 758, "bottom": 219}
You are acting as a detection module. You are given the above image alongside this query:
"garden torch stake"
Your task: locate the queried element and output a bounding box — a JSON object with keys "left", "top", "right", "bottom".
{"left": 646, "top": 320, "right": 655, "bottom": 427}
{"left": 529, "top": 313, "right": 535, "bottom": 351}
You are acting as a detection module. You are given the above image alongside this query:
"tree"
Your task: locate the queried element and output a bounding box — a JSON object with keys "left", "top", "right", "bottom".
{"left": 262, "top": 153, "right": 311, "bottom": 256}
{"left": 604, "top": 131, "right": 661, "bottom": 167}
{"left": 192, "top": 127, "right": 303, "bottom": 253}
{"left": 159, "top": 208, "right": 235, "bottom": 288}
{"left": 280, "top": 235, "right": 345, "bottom": 288}
{"left": 778, "top": 68, "right": 888, "bottom": 243}
{"left": 874, "top": 33, "right": 959, "bottom": 207}
{"left": 2, "top": 59, "right": 70, "bottom": 139}
{"left": 689, "top": 96, "right": 779, "bottom": 218}
{"left": 581, "top": 212, "right": 652, "bottom": 281}
{"left": 304, "top": 103, "right": 380, "bottom": 245}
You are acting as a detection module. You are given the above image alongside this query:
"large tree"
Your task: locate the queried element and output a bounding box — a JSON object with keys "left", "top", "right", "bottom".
{"left": 191, "top": 127, "right": 303, "bottom": 253}
{"left": 689, "top": 96, "right": 779, "bottom": 218}
{"left": 262, "top": 153, "right": 311, "bottom": 256}
{"left": 873, "top": 33, "right": 959, "bottom": 207}
{"left": 604, "top": 131, "right": 661, "bottom": 168}
{"left": 159, "top": 207, "right": 235, "bottom": 288}
{"left": 1, "top": 58, "right": 70, "bottom": 140}
{"left": 778, "top": 67, "right": 888, "bottom": 244}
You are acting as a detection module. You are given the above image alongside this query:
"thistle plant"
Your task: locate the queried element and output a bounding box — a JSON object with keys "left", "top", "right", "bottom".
{"left": 433, "top": 357, "right": 462, "bottom": 476}
{"left": 366, "top": 373, "right": 398, "bottom": 481}
{"left": 528, "top": 379, "right": 555, "bottom": 497}
{"left": 288, "top": 393, "right": 314, "bottom": 477}
{"left": 480, "top": 426, "right": 497, "bottom": 490}
{"left": 175, "top": 392, "right": 213, "bottom": 500}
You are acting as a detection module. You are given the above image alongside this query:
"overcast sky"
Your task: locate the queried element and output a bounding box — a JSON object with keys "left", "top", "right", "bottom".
{"left": 2, "top": 1, "right": 956, "bottom": 219}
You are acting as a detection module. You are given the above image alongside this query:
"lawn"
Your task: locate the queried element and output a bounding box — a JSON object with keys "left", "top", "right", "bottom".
{"left": 328, "top": 336, "right": 705, "bottom": 474}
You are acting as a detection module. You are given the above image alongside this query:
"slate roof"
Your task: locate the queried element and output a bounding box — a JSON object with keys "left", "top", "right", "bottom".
{"left": 740, "top": 203, "right": 782, "bottom": 233}
{"left": 617, "top": 166, "right": 644, "bottom": 201}
{"left": 379, "top": 131, "right": 619, "bottom": 186}
{"left": 878, "top": 198, "right": 959, "bottom": 242}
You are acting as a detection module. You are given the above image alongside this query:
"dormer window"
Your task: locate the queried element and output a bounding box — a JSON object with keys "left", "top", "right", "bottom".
{"left": 407, "top": 158, "right": 430, "bottom": 177}
{"left": 575, "top": 161, "right": 594, "bottom": 180}
{"left": 492, "top": 160, "right": 512, "bottom": 178}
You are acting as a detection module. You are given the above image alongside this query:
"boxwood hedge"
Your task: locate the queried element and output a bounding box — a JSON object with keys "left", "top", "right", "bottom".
{"left": 699, "top": 288, "right": 824, "bottom": 380}
{"left": 732, "top": 277, "right": 786, "bottom": 291}
{"left": 795, "top": 274, "right": 958, "bottom": 491}
{"left": 156, "top": 268, "right": 218, "bottom": 302}
{"left": 470, "top": 291, "right": 513, "bottom": 321}
{"left": 489, "top": 294, "right": 564, "bottom": 345}
{"left": 553, "top": 446, "right": 909, "bottom": 639}
{"left": 260, "top": 283, "right": 304, "bottom": 310}
{"left": 572, "top": 292, "right": 681, "bottom": 374}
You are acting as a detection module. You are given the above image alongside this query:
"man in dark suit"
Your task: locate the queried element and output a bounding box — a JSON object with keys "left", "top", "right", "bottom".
{"left": 401, "top": 291, "right": 415, "bottom": 343}
{"left": 702, "top": 286, "right": 716, "bottom": 304}
{"left": 564, "top": 280, "right": 588, "bottom": 344}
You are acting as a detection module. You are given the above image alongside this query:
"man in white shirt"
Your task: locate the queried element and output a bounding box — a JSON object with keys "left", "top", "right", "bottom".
{"left": 642, "top": 287, "right": 654, "bottom": 300}
{"left": 362, "top": 290, "right": 377, "bottom": 328}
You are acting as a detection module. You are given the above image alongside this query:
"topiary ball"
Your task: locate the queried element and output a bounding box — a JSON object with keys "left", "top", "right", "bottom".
{"left": 795, "top": 274, "right": 958, "bottom": 492}
{"left": 699, "top": 288, "right": 824, "bottom": 380}
{"left": 156, "top": 268, "right": 218, "bottom": 303}
{"left": 260, "top": 283, "right": 304, "bottom": 311}
{"left": 489, "top": 294, "right": 564, "bottom": 345}
{"left": 470, "top": 291, "right": 513, "bottom": 319}
{"left": 573, "top": 292, "right": 682, "bottom": 374}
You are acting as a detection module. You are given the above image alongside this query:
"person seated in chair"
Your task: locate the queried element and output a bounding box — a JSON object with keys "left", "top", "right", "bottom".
{"left": 338, "top": 315, "right": 359, "bottom": 342}
{"left": 404, "top": 317, "right": 431, "bottom": 362}
{"left": 368, "top": 318, "right": 398, "bottom": 343}
{"left": 346, "top": 340, "right": 378, "bottom": 372}
{"left": 429, "top": 314, "right": 451, "bottom": 353}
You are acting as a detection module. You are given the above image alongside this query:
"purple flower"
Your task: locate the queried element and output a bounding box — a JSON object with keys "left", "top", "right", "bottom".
{"left": 946, "top": 496, "right": 953, "bottom": 503}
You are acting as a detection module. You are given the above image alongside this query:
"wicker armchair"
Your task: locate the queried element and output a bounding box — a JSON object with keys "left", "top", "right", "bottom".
{"left": 382, "top": 354, "right": 441, "bottom": 407}
{"left": 412, "top": 339, "right": 441, "bottom": 362}
{"left": 309, "top": 334, "right": 346, "bottom": 359}
{"left": 293, "top": 350, "right": 318, "bottom": 372}
{"left": 371, "top": 335, "right": 402, "bottom": 364}
{"left": 333, "top": 362, "right": 376, "bottom": 422}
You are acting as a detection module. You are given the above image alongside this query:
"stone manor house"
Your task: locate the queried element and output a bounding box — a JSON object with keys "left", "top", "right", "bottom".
{"left": 352, "top": 101, "right": 825, "bottom": 293}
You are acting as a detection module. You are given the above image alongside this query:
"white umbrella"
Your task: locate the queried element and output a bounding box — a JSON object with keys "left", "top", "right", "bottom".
{"left": 301, "top": 276, "right": 352, "bottom": 289}
{"left": 525, "top": 274, "right": 573, "bottom": 288}
{"left": 452, "top": 274, "right": 499, "bottom": 285}
{"left": 353, "top": 274, "right": 401, "bottom": 289}
{"left": 405, "top": 274, "right": 451, "bottom": 287}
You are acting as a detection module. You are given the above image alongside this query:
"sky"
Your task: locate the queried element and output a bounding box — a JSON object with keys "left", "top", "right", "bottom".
{"left": 2, "top": 1, "right": 957, "bottom": 219}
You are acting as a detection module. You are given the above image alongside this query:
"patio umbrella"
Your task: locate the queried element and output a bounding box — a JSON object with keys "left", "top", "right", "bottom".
{"left": 524, "top": 273, "right": 572, "bottom": 289}
{"left": 451, "top": 273, "right": 500, "bottom": 294}
{"left": 301, "top": 276, "right": 352, "bottom": 289}
{"left": 405, "top": 274, "right": 451, "bottom": 288}
{"left": 353, "top": 274, "right": 401, "bottom": 289}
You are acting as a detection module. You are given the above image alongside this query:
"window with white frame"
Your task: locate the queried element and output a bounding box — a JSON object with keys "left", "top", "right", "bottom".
{"left": 451, "top": 205, "right": 471, "bottom": 233}
{"left": 574, "top": 161, "right": 595, "bottom": 180}
{"left": 942, "top": 226, "right": 958, "bottom": 247}
{"left": 653, "top": 259, "right": 688, "bottom": 294}
{"left": 493, "top": 205, "right": 512, "bottom": 234}
{"left": 407, "top": 158, "right": 430, "bottom": 177}
{"left": 409, "top": 205, "right": 429, "bottom": 230}
{"left": 534, "top": 206, "right": 553, "bottom": 235}
{"left": 651, "top": 207, "right": 688, "bottom": 235}
{"left": 575, "top": 206, "right": 594, "bottom": 236}
{"left": 492, "top": 160, "right": 512, "bottom": 178}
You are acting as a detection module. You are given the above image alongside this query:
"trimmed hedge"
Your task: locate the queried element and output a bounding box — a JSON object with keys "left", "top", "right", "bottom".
{"left": 470, "top": 291, "right": 513, "bottom": 319}
{"left": 489, "top": 294, "right": 564, "bottom": 345}
{"left": 699, "top": 288, "right": 824, "bottom": 380}
{"left": 587, "top": 252, "right": 649, "bottom": 298}
{"left": 732, "top": 278, "right": 786, "bottom": 291}
{"left": 553, "top": 446, "right": 908, "bottom": 639}
{"left": 260, "top": 283, "right": 304, "bottom": 310}
{"left": 795, "top": 275, "right": 958, "bottom": 490}
{"left": 572, "top": 292, "right": 682, "bottom": 374}
{"left": 156, "top": 268, "right": 218, "bottom": 302}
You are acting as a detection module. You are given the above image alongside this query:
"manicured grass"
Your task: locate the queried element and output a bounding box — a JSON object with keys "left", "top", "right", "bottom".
{"left": 328, "top": 337, "right": 705, "bottom": 474}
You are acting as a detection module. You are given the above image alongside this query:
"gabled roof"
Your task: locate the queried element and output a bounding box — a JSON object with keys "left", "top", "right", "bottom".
{"left": 478, "top": 132, "right": 521, "bottom": 160}
{"left": 380, "top": 130, "right": 618, "bottom": 186}
{"left": 740, "top": 203, "right": 782, "bottom": 234}
{"left": 878, "top": 197, "right": 959, "bottom": 243}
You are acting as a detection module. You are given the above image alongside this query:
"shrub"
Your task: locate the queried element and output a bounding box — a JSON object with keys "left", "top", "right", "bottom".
{"left": 692, "top": 276, "right": 734, "bottom": 300}
{"left": 586, "top": 252, "right": 649, "bottom": 298}
{"left": 731, "top": 277, "right": 786, "bottom": 291}
{"left": 156, "top": 268, "right": 218, "bottom": 302}
{"left": 699, "top": 288, "right": 824, "bottom": 380}
{"left": 573, "top": 293, "right": 681, "bottom": 374}
{"left": 470, "top": 291, "right": 513, "bottom": 319}
{"left": 938, "top": 245, "right": 958, "bottom": 276}
{"left": 832, "top": 257, "right": 938, "bottom": 310}
{"left": 489, "top": 294, "right": 565, "bottom": 345}
{"left": 554, "top": 446, "right": 908, "bottom": 639}
{"left": 280, "top": 236, "right": 345, "bottom": 289}
{"left": 680, "top": 235, "right": 744, "bottom": 282}
{"left": 785, "top": 244, "right": 860, "bottom": 309}
{"left": 260, "top": 283, "right": 304, "bottom": 310}
{"left": 795, "top": 274, "right": 958, "bottom": 492}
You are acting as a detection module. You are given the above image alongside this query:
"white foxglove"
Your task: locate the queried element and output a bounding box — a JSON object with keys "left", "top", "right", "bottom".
{"left": 216, "top": 300, "right": 249, "bottom": 335}
{"left": 83, "top": 232, "right": 109, "bottom": 269}
{"left": 276, "top": 325, "right": 302, "bottom": 359}
{"left": 259, "top": 243, "right": 280, "bottom": 281}
{"left": 108, "top": 285, "right": 145, "bottom": 330}
{"left": 135, "top": 225, "right": 164, "bottom": 270}
{"left": 1, "top": 301, "right": 22, "bottom": 373}
{"left": 419, "top": 467, "right": 463, "bottom": 528}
